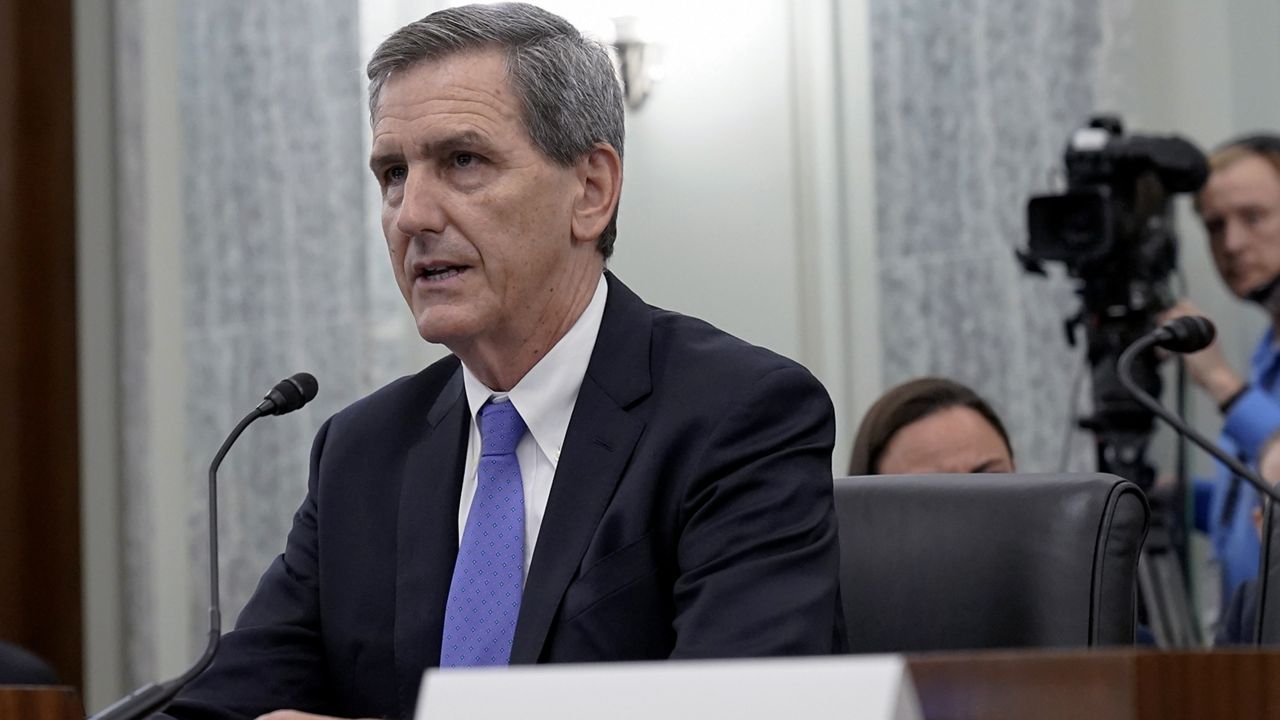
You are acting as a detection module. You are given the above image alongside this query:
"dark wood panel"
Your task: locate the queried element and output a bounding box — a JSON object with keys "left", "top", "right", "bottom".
{"left": 908, "top": 649, "right": 1280, "bottom": 720}
{"left": 0, "top": 0, "right": 83, "bottom": 690}
{"left": 910, "top": 649, "right": 1135, "bottom": 720}
{"left": 0, "top": 687, "right": 83, "bottom": 720}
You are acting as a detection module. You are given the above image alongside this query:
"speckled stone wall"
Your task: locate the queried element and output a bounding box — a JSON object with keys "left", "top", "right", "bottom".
{"left": 115, "top": 0, "right": 155, "bottom": 683}
{"left": 175, "top": 0, "right": 375, "bottom": 650}
{"left": 116, "top": 0, "right": 396, "bottom": 682}
{"left": 869, "top": 0, "right": 1132, "bottom": 471}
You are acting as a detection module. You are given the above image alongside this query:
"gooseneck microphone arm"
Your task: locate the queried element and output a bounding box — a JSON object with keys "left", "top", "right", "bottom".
{"left": 1118, "top": 319, "right": 1280, "bottom": 507}
{"left": 90, "top": 373, "right": 319, "bottom": 720}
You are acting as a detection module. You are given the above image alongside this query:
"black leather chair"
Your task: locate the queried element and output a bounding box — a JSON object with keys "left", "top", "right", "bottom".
{"left": 835, "top": 473, "right": 1149, "bottom": 653}
{"left": 0, "top": 640, "right": 58, "bottom": 684}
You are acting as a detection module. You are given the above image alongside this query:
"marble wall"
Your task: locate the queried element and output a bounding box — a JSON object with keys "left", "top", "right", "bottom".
{"left": 114, "top": 0, "right": 155, "bottom": 683}
{"left": 176, "top": 0, "right": 377, "bottom": 654}
{"left": 869, "top": 0, "right": 1132, "bottom": 471}
{"left": 116, "top": 0, "right": 395, "bottom": 683}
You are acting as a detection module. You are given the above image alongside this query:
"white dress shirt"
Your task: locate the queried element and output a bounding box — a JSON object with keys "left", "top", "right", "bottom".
{"left": 458, "top": 273, "right": 608, "bottom": 575}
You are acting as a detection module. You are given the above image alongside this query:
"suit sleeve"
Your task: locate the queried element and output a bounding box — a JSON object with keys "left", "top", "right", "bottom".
{"left": 669, "top": 364, "right": 841, "bottom": 657}
{"left": 158, "top": 420, "right": 335, "bottom": 720}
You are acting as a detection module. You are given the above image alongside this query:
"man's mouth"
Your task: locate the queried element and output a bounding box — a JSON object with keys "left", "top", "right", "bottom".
{"left": 417, "top": 265, "right": 467, "bottom": 282}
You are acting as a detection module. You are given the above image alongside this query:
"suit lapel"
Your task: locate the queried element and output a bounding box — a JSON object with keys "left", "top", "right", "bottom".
{"left": 509, "top": 273, "right": 652, "bottom": 662}
{"left": 394, "top": 367, "right": 467, "bottom": 715}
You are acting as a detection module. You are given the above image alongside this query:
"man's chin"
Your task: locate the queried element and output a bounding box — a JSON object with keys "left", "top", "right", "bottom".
{"left": 415, "top": 316, "right": 473, "bottom": 349}
{"left": 416, "top": 325, "right": 458, "bottom": 346}
{"left": 1234, "top": 275, "right": 1270, "bottom": 299}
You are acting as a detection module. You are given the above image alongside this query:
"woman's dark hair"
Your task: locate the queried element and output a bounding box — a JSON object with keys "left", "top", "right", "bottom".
{"left": 848, "top": 377, "right": 1013, "bottom": 475}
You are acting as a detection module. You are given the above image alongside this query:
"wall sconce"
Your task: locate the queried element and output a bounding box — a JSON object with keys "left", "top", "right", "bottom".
{"left": 611, "top": 16, "right": 661, "bottom": 111}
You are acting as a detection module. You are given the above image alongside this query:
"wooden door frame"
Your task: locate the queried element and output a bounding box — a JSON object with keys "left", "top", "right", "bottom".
{"left": 0, "top": 0, "right": 84, "bottom": 690}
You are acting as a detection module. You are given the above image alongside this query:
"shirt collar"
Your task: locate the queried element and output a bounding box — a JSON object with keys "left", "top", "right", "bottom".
{"left": 461, "top": 273, "right": 609, "bottom": 462}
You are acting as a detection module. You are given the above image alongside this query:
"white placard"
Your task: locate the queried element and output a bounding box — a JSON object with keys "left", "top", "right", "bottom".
{"left": 416, "top": 655, "right": 921, "bottom": 720}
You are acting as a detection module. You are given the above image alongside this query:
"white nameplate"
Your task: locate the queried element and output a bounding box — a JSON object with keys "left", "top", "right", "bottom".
{"left": 416, "top": 655, "right": 921, "bottom": 720}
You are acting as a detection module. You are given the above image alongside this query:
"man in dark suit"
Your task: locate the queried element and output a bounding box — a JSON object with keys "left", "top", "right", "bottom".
{"left": 161, "top": 4, "right": 840, "bottom": 719}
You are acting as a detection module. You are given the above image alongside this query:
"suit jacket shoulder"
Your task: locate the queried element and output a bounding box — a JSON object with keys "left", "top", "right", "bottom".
{"left": 323, "top": 354, "right": 462, "bottom": 445}
{"left": 646, "top": 301, "right": 824, "bottom": 400}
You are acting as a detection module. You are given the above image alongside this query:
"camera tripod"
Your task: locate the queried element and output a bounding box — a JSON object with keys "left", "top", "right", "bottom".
{"left": 1136, "top": 496, "right": 1201, "bottom": 646}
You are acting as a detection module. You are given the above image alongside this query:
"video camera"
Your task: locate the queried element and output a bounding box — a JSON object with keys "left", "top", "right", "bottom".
{"left": 1024, "top": 115, "right": 1206, "bottom": 285}
{"left": 1019, "top": 114, "right": 1208, "bottom": 488}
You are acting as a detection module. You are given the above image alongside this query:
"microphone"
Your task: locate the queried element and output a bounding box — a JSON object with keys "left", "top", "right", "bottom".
{"left": 90, "top": 373, "right": 319, "bottom": 720}
{"left": 257, "top": 372, "right": 319, "bottom": 416}
{"left": 1152, "top": 315, "right": 1216, "bottom": 353}
{"left": 1118, "top": 318, "right": 1280, "bottom": 506}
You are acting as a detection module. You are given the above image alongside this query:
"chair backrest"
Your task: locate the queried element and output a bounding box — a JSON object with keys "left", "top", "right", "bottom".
{"left": 0, "top": 640, "right": 58, "bottom": 685}
{"left": 834, "top": 473, "right": 1149, "bottom": 653}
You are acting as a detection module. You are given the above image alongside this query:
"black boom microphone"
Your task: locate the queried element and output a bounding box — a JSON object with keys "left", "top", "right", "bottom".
{"left": 90, "top": 372, "right": 319, "bottom": 720}
{"left": 1118, "top": 318, "right": 1280, "bottom": 506}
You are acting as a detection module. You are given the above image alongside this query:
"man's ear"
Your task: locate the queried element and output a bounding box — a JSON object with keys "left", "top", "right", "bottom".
{"left": 571, "top": 143, "right": 622, "bottom": 245}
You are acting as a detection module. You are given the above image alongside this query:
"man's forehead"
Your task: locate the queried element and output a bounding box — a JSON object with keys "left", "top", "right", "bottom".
{"left": 373, "top": 50, "right": 515, "bottom": 121}
{"left": 1215, "top": 155, "right": 1280, "bottom": 188}
{"left": 1201, "top": 156, "right": 1280, "bottom": 208}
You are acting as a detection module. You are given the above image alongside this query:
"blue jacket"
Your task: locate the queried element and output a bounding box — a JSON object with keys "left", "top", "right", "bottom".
{"left": 1197, "top": 327, "right": 1280, "bottom": 608}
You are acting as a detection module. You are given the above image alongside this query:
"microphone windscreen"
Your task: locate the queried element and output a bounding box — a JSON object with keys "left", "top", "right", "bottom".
{"left": 266, "top": 372, "right": 319, "bottom": 415}
{"left": 1155, "top": 315, "right": 1216, "bottom": 353}
{"left": 289, "top": 372, "right": 319, "bottom": 406}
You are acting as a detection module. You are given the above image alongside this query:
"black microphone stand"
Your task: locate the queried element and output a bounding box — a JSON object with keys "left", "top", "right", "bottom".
{"left": 88, "top": 408, "right": 261, "bottom": 720}
{"left": 91, "top": 373, "right": 318, "bottom": 720}
{"left": 1119, "top": 335, "right": 1280, "bottom": 507}
{"left": 1119, "top": 327, "right": 1280, "bottom": 647}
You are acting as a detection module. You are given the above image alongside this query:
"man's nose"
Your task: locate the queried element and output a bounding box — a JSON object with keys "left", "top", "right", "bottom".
{"left": 395, "top": 170, "right": 446, "bottom": 237}
{"left": 1222, "top": 219, "right": 1251, "bottom": 254}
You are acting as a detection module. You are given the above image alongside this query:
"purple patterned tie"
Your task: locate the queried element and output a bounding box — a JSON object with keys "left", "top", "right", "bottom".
{"left": 440, "top": 399, "right": 527, "bottom": 667}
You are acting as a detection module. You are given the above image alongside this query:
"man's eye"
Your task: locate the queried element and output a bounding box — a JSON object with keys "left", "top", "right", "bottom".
{"left": 384, "top": 166, "right": 407, "bottom": 185}
{"left": 454, "top": 153, "right": 477, "bottom": 168}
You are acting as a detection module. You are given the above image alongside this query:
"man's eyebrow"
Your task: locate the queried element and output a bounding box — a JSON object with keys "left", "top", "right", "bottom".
{"left": 369, "top": 149, "right": 403, "bottom": 173}
{"left": 369, "top": 130, "right": 493, "bottom": 172}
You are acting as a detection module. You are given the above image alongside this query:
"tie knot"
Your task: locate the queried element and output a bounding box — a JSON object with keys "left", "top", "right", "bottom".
{"left": 479, "top": 400, "right": 527, "bottom": 456}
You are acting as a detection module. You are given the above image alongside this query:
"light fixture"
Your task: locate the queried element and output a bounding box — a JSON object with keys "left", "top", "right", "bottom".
{"left": 610, "top": 16, "right": 661, "bottom": 111}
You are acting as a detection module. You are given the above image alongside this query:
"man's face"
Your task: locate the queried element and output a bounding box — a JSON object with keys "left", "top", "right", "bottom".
{"left": 1198, "top": 154, "right": 1280, "bottom": 298}
{"left": 370, "top": 50, "right": 593, "bottom": 356}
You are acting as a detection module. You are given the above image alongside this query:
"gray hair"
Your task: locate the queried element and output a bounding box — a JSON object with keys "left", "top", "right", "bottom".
{"left": 367, "top": 2, "right": 625, "bottom": 257}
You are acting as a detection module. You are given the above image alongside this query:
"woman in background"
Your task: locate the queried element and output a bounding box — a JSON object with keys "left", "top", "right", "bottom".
{"left": 849, "top": 377, "right": 1015, "bottom": 475}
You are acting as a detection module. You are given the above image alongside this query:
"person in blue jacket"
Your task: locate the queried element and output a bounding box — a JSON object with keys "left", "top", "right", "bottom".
{"left": 1215, "top": 424, "right": 1280, "bottom": 645}
{"left": 1163, "top": 133, "right": 1280, "bottom": 615}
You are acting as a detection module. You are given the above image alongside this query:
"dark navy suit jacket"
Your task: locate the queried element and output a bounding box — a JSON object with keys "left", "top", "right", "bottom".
{"left": 162, "top": 273, "right": 841, "bottom": 719}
